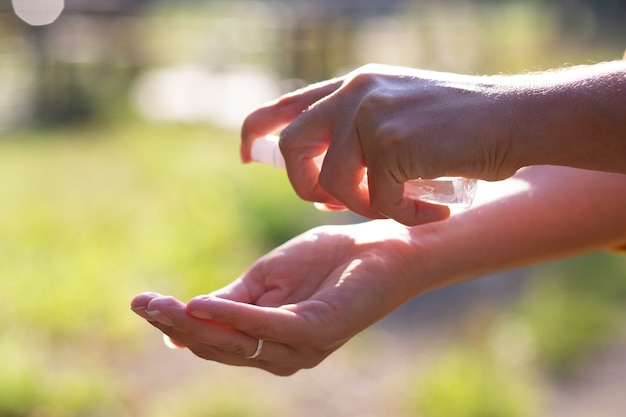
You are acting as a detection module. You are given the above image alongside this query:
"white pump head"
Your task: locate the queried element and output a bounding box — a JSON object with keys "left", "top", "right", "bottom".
{"left": 250, "top": 135, "right": 286, "bottom": 169}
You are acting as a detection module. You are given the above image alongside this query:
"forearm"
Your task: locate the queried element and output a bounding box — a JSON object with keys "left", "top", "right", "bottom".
{"left": 406, "top": 166, "right": 626, "bottom": 295}
{"left": 508, "top": 60, "right": 626, "bottom": 174}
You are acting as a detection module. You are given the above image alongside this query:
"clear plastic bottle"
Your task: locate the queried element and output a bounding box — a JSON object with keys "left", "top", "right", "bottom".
{"left": 251, "top": 135, "right": 477, "bottom": 208}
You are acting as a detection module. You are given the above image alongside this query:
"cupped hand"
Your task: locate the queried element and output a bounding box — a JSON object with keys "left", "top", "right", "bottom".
{"left": 131, "top": 221, "right": 421, "bottom": 375}
{"left": 241, "top": 64, "right": 517, "bottom": 226}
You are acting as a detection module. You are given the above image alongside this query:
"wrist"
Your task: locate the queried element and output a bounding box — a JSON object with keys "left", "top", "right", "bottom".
{"left": 404, "top": 217, "right": 478, "bottom": 296}
{"left": 346, "top": 220, "right": 443, "bottom": 304}
{"left": 500, "top": 61, "right": 626, "bottom": 172}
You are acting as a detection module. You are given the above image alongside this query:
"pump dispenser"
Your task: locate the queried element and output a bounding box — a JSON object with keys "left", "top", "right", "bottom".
{"left": 251, "top": 135, "right": 477, "bottom": 208}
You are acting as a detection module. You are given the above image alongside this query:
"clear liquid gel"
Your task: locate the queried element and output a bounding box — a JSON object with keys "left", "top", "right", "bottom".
{"left": 250, "top": 135, "right": 477, "bottom": 208}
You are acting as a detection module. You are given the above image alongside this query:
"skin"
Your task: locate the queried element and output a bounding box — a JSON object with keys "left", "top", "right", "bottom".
{"left": 240, "top": 61, "right": 626, "bottom": 226}
{"left": 131, "top": 165, "right": 626, "bottom": 376}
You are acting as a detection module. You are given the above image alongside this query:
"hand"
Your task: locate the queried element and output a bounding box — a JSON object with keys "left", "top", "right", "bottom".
{"left": 241, "top": 62, "right": 626, "bottom": 226}
{"left": 131, "top": 221, "right": 422, "bottom": 375}
{"left": 241, "top": 64, "right": 516, "bottom": 226}
{"left": 130, "top": 167, "right": 626, "bottom": 375}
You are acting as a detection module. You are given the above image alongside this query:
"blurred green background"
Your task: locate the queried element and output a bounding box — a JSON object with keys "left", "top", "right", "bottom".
{"left": 1, "top": 0, "right": 625, "bottom": 416}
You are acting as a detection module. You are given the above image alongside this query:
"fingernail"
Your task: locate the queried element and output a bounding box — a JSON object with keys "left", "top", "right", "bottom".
{"left": 131, "top": 306, "right": 153, "bottom": 320}
{"left": 188, "top": 309, "right": 211, "bottom": 320}
{"left": 145, "top": 309, "right": 174, "bottom": 326}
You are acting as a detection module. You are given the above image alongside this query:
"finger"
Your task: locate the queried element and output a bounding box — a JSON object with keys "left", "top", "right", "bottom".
{"left": 281, "top": 148, "right": 342, "bottom": 206}
{"left": 204, "top": 277, "right": 253, "bottom": 303}
{"left": 161, "top": 323, "right": 299, "bottom": 375}
{"left": 186, "top": 297, "right": 348, "bottom": 374}
{"left": 318, "top": 125, "right": 384, "bottom": 220}
{"left": 240, "top": 79, "right": 343, "bottom": 162}
{"left": 278, "top": 118, "right": 342, "bottom": 206}
{"left": 132, "top": 293, "right": 240, "bottom": 354}
{"left": 151, "top": 320, "right": 274, "bottom": 368}
{"left": 131, "top": 293, "right": 196, "bottom": 349}
{"left": 186, "top": 295, "right": 307, "bottom": 343}
{"left": 130, "top": 292, "right": 163, "bottom": 321}
{"left": 365, "top": 157, "right": 451, "bottom": 226}
{"left": 144, "top": 296, "right": 264, "bottom": 359}
{"left": 206, "top": 263, "right": 280, "bottom": 304}
{"left": 147, "top": 296, "right": 299, "bottom": 369}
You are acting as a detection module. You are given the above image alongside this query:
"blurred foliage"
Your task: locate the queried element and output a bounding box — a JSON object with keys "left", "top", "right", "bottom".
{"left": 408, "top": 252, "right": 626, "bottom": 417}
{"left": 141, "top": 380, "right": 277, "bottom": 417}
{"left": 0, "top": 333, "right": 125, "bottom": 417}
{"left": 518, "top": 252, "right": 626, "bottom": 374}
{"left": 410, "top": 347, "right": 538, "bottom": 417}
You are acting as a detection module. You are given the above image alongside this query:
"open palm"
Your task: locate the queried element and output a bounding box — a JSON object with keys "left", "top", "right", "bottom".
{"left": 131, "top": 221, "right": 418, "bottom": 375}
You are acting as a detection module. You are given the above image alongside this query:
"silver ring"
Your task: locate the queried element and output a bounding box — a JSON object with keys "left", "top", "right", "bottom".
{"left": 245, "top": 339, "right": 264, "bottom": 359}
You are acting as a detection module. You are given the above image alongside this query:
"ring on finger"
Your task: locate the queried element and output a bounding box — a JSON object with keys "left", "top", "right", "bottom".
{"left": 245, "top": 339, "right": 264, "bottom": 359}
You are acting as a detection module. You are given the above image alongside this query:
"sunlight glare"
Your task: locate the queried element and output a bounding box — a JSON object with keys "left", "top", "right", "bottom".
{"left": 12, "top": 0, "right": 64, "bottom": 26}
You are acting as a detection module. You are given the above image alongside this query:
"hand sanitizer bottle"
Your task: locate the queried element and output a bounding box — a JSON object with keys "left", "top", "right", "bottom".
{"left": 251, "top": 135, "right": 477, "bottom": 208}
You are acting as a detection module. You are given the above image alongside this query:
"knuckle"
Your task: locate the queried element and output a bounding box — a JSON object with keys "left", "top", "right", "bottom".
{"left": 351, "top": 63, "right": 389, "bottom": 78}
{"left": 358, "top": 89, "right": 394, "bottom": 118}
{"left": 225, "top": 341, "right": 251, "bottom": 357}
{"left": 292, "top": 181, "right": 321, "bottom": 203}
{"left": 345, "top": 70, "right": 382, "bottom": 94}
{"left": 365, "top": 124, "right": 408, "bottom": 168}
{"left": 317, "top": 168, "right": 336, "bottom": 191}
{"left": 275, "top": 93, "right": 311, "bottom": 119}
{"left": 277, "top": 125, "right": 296, "bottom": 153}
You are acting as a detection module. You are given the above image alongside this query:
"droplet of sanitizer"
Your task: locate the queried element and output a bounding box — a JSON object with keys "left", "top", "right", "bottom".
{"left": 12, "top": 0, "right": 64, "bottom": 26}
